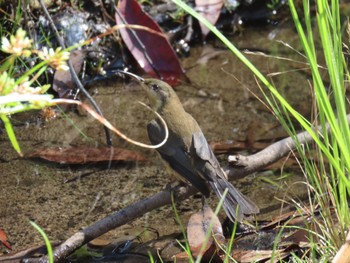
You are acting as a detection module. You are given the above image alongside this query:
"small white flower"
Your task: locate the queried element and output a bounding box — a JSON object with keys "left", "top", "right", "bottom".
{"left": 98, "top": 68, "right": 106, "bottom": 75}
{"left": 38, "top": 47, "right": 70, "bottom": 71}
{"left": 13, "top": 77, "right": 50, "bottom": 94}
{"left": 1, "top": 28, "right": 32, "bottom": 57}
{"left": 0, "top": 71, "right": 16, "bottom": 94}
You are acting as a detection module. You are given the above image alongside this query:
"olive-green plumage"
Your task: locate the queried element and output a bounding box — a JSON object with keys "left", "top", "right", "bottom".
{"left": 142, "top": 78, "right": 259, "bottom": 222}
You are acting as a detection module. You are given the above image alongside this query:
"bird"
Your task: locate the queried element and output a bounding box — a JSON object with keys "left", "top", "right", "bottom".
{"left": 118, "top": 71, "right": 259, "bottom": 222}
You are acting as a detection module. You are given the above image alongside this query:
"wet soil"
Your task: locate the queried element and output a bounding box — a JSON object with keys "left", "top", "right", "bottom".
{"left": 0, "top": 23, "right": 312, "bottom": 260}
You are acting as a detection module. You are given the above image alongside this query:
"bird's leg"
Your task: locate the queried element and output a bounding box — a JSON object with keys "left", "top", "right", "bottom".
{"left": 164, "top": 180, "right": 188, "bottom": 192}
{"left": 201, "top": 195, "right": 207, "bottom": 208}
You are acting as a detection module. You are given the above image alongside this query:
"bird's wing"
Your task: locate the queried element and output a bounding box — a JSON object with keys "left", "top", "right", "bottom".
{"left": 192, "top": 132, "right": 259, "bottom": 217}
{"left": 147, "top": 120, "right": 210, "bottom": 196}
{"left": 192, "top": 132, "right": 223, "bottom": 176}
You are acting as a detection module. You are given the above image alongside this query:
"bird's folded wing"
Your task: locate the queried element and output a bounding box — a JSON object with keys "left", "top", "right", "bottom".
{"left": 192, "top": 132, "right": 225, "bottom": 177}
{"left": 147, "top": 120, "right": 210, "bottom": 196}
{"left": 193, "top": 132, "right": 259, "bottom": 215}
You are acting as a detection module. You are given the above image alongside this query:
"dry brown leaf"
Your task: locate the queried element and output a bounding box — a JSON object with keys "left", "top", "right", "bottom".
{"left": 53, "top": 50, "right": 85, "bottom": 99}
{"left": 26, "top": 146, "right": 147, "bottom": 164}
{"left": 260, "top": 206, "right": 314, "bottom": 230}
{"left": 210, "top": 140, "right": 246, "bottom": 154}
{"left": 187, "top": 204, "right": 224, "bottom": 260}
{"left": 195, "top": 0, "right": 224, "bottom": 38}
{"left": 333, "top": 230, "right": 350, "bottom": 263}
{"left": 232, "top": 249, "right": 290, "bottom": 263}
{"left": 210, "top": 140, "right": 273, "bottom": 154}
{"left": 0, "top": 243, "right": 60, "bottom": 261}
{"left": 173, "top": 250, "right": 192, "bottom": 262}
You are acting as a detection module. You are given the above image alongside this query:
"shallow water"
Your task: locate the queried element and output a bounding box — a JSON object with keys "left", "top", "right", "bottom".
{"left": 0, "top": 22, "right": 312, "bottom": 260}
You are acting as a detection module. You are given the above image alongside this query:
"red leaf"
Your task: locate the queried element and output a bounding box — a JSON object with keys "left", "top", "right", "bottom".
{"left": 0, "top": 229, "right": 12, "bottom": 250}
{"left": 116, "top": 0, "right": 188, "bottom": 86}
{"left": 26, "top": 146, "right": 147, "bottom": 164}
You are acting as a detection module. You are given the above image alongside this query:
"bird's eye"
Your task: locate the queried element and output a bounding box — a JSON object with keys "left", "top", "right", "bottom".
{"left": 151, "top": 84, "right": 160, "bottom": 92}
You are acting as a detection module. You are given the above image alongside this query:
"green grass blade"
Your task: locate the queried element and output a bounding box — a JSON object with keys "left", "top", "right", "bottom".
{"left": 30, "top": 221, "right": 54, "bottom": 263}
{"left": 1, "top": 115, "right": 22, "bottom": 156}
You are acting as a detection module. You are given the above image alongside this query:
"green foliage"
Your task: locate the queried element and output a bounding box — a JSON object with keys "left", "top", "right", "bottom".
{"left": 171, "top": 193, "right": 195, "bottom": 263}
{"left": 69, "top": 245, "right": 103, "bottom": 261}
{"left": 172, "top": 0, "right": 350, "bottom": 260}
{"left": 0, "top": 28, "right": 70, "bottom": 155}
{"left": 267, "top": 0, "right": 281, "bottom": 10}
{"left": 288, "top": 0, "right": 350, "bottom": 255}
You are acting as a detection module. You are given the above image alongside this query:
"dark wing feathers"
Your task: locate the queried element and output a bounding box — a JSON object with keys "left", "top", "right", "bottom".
{"left": 147, "top": 120, "right": 210, "bottom": 196}
{"left": 193, "top": 132, "right": 259, "bottom": 220}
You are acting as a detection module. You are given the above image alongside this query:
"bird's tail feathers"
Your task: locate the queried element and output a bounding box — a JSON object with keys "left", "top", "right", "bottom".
{"left": 209, "top": 179, "right": 259, "bottom": 222}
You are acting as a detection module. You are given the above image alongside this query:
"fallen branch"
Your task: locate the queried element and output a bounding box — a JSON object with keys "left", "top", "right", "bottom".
{"left": 25, "top": 185, "right": 197, "bottom": 263}
{"left": 225, "top": 114, "right": 350, "bottom": 179}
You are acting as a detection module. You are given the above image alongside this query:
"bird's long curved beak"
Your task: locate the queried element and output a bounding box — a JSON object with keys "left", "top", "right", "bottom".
{"left": 116, "top": 70, "right": 145, "bottom": 82}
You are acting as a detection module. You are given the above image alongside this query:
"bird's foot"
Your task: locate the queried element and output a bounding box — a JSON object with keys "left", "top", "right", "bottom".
{"left": 164, "top": 181, "right": 185, "bottom": 191}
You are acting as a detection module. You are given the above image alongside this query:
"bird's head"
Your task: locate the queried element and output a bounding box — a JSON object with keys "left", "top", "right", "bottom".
{"left": 116, "top": 71, "right": 178, "bottom": 112}
{"left": 141, "top": 79, "right": 175, "bottom": 111}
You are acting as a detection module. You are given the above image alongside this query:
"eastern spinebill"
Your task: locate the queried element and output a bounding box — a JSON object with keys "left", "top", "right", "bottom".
{"left": 120, "top": 71, "right": 259, "bottom": 222}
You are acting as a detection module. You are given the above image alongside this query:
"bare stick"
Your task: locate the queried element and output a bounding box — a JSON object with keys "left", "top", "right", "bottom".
{"left": 225, "top": 114, "right": 350, "bottom": 179}
{"left": 24, "top": 185, "right": 197, "bottom": 263}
